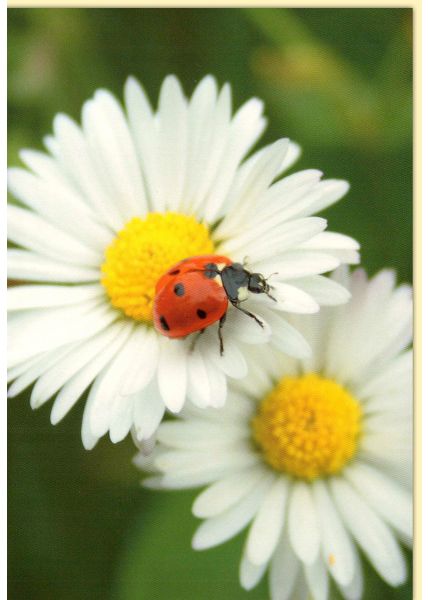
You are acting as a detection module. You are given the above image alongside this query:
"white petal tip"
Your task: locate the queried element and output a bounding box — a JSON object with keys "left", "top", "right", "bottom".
{"left": 125, "top": 75, "right": 138, "bottom": 88}
{"left": 162, "top": 74, "right": 182, "bottom": 91}
{"left": 143, "top": 476, "right": 164, "bottom": 490}
{"left": 108, "top": 432, "right": 123, "bottom": 444}
{"left": 191, "top": 505, "right": 205, "bottom": 519}
{"left": 336, "top": 289, "right": 352, "bottom": 302}
{"left": 53, "top": 112, "right": 72, "bottom": 132}
{"left": 164, "top": 402, "right": 185, "bottom": 415}
{"left": 30, "top": 396, "right": 42, "bottom": 410}
{"left": 50, "top": 412, "right": 61, "bottom": 426}
{"left": 82, "top": 434, "right": 99, "bottom": 451}
{"left": 82, "top": 441, "right": 98, "bottom": 451}
{"left": 287, "top": 141, "right": 301, "bottom": 160}
{"left": 246, "top": 551, "right": 263, "bottom": 567}
{"left": 240, "top": 579, "right": 255, "bottom": 592}
{"left": 191, "top": 537, "right": 205, "bottom": 551}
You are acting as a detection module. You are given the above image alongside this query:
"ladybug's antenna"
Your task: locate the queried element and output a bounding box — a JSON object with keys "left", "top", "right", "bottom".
{"left": 265, "top": 272, "right": 279, "bottom": 281}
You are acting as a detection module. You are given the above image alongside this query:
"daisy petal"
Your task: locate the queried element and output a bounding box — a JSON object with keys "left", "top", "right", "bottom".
{"left": 109, "top": 395, "right": 134, "bottom": 443}
{"left": 52, "top": 113, "right": 124, "bottom": 231}
{"left": 215, "top": 139, "right": 289, "bottom": 235}
{"left": 304, "top": 554, "right": 329, "bottom": 600}
{"left": 312, "top": 480, "right": 355, "bottom": 587}
{"left": 254, "top": 251, "right": 340, "bottom": 281}
{"left": 8, "top": 344, "right": 76, "bottom": 400}
{"left": 8, "top": 302, "right": 117, "bottom": 367}
{"left": 187, "top": 344, "right": 212, "bottom": 408}
{"left": 81, "top": 391, "right": 99, "bottom": 450}
{"left": 203, "top": 97, "right": 266, "bottom": 223}
{"left": 124, "top": 77, "right": 158, "bottom": 209}
{"left": 91, "top": 89, "right": 147, "bottom": 218}
{"left": 8, "top": 166, "right": 113, "bottom": 249}
{"left": 157, "top": 420, "right": 246, "bottom": 450}
{"left": 7, "top": 284, "right": 104, "bottom": 311}
{"left": 160, "top": 450, "right": 259, "bottom": 490}
{"left": 269, "top": 531, "right": 300, "bottom": 600}
{"left": 181, "top": 75, "right": 217, "bottom": 212}
{"left": 50, "top": 323, "right": 132, "bottom": 425}
{"left": 245, "top": 476, "right": 288, "bottom": 565}
{"left": 299, "top": 231, "right": 359, "bottom": 251}
{"left": 256, "top": 308, "right": 311, "bottom": 358}
{"left": 224, "top": 307, "right": 271, "bottom": 345}
{"left": 239, "top": 555, "right": 268, "bottom": 591}
{"left": 345, "top": 462, "right": 412, "bottom": 541}
{"left": 337, "top": 541, "right": 364, "bottom": 600}
{"left": 120, "top": 327, "right": 159, "bottom": 396}
{"left": 30, "top": 325, "right": 121, "bottom": 409}
{"left": 8, "top": 204, "right": 101, "bottom": 267}
{"left": 293, "top": 275, "right": 351, "bottom": 306}
{"left": 133, "top": 379, "right": 165, "bottom": 442}
{"left": 156, "top": 447, "right": 253, "bottom": 473}
{"left": 278, "top": 140, "right": 301, "bottom": 174}
{"left": 330, "top": 478, "right": 407, "bottom": 586}
{"left": 190, "top": 82, "right": 232, "bottom": 215}
{"left": 154, "top": 75, "right": 188, "bottom": 212}
{"left": 270, "top": 282, "right": 320, "bottom": 314}
{"left": 8, "top": 351, "right": 52, "bottom": 384}
{"left": 88, "top": 328, "right": 145, "bottom": 438}
{"left": 157, "top": 339, "right": 188, "bottom": 413}
{"left": 356, "top": 350, "right": 413, "bottom": 399}
{"left": 7, "top": 249, "right": 99, "bottom": 283}
{"left": 192, "top": 473, "right": 274, "bottom": 550}
{"left": 192, "top": 466, "right": 266, "bottom": 518}
{"left": 198, "top": 327, "right": 248, "bottom": 379}
{"left": 81, "top": 96, "right": 144, "bottom": 224}
{"left": 289, "top": 482, "right": 320, "bottom": 564}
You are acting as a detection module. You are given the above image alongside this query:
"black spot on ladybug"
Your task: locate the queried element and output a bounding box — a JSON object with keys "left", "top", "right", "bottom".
{"left": 196, "top": 309, "right": 207, "bottom": 319}
{"left": 159, "top": 316, "right": 170, "bottom": 331}
{"left": 169, "top": 269, "right": 180, "bottom": 275}
{"left": 204, "top": 263, "right": 218, "bottom": 279}
{"left": 174, "top": 283, "right": 185, "bottom": 296}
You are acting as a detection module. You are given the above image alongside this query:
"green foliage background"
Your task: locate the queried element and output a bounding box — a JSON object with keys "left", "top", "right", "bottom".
{"left": 8, "top": 8, "right": 413, "bottom": 600}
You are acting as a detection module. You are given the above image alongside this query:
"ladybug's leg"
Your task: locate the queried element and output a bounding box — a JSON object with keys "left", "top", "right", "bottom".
{"left": 231, "top": 301, "right": 264, "bottom": 328}
{"left": 218, "top": 312, "right": 227, "bottom": 356}
{"left": 265, "top": 289, "right": 277, "bottom": 303}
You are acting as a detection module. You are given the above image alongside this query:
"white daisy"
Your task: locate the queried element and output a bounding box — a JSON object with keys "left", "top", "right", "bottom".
{"left": 7, "top": 74, "right": 358, "bottom": 449}
{"left": 135, "top": 267, "right": 413, "bottom": 600}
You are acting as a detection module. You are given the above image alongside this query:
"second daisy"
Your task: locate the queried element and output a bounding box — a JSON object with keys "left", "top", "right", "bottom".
{"left": 136, "top": 267, "right": 413, "bottom": 600}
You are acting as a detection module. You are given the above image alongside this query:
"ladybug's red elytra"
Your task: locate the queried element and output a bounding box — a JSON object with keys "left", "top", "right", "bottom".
{"left": 153, "top": 254, "right": 276, "bottom": 354}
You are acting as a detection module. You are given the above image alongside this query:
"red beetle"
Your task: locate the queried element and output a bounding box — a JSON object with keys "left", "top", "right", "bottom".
{"left": 153, "top": 254, "right": 275, "bottom": 354}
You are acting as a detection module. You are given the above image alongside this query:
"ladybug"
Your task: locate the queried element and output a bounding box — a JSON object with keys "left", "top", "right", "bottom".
{"left": 153, "top": 254, "right": 276, "bottom": 354}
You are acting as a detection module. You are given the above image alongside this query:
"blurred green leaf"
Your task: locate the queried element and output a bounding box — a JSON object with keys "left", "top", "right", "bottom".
{"left": 113, "top": 490, "right": 270, "bottom": 600}
{"left": 244, "top": 8, "right": 412, "bottom": 151}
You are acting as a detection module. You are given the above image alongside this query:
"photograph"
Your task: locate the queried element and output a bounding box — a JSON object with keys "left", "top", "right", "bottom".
{"left": 7, "top": 6, "right": 414, "bottom": 600}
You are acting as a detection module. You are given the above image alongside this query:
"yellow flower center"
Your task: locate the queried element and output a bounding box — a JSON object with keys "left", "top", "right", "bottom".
{"left": 252, "top": 373, "right": 362, "bottom": 480}
{"left": 101, "top": 212, "right": 214, "bottom": 322}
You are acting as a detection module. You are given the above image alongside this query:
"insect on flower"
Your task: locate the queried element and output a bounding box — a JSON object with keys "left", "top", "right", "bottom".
{"left": 153, "top": 254, "right": 277, "bottom": 354}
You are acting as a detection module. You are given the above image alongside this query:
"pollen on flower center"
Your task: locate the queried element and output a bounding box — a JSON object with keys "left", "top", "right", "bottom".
{"left": 101, "top": 212, "right": 214, "bottom": 322}
{"left": 252, "top": 373, "right": 362, "bottom": 480}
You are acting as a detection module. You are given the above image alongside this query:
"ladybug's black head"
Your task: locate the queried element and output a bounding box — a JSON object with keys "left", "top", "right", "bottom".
{"left": 248, "top": 272, "right": 269, "bottom": 294}
{"left": 248, "top": 272, "right": 277, "bottom": 303}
